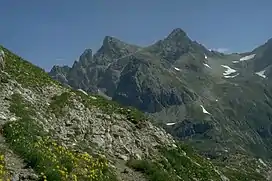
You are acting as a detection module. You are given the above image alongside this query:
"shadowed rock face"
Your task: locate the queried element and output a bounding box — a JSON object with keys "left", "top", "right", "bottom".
{"left": 49, "top": 28, "right": 272, "bottom": 163}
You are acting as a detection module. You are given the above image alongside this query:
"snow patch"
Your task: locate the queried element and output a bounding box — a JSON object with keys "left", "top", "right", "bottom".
{"left": 232, "top": 60, "right": 239, "bottom": 64}
{"left": 200, "top": 105, "right": 211, "bottom": 115}
{"left": 255, "top": 70, "right": 266, "bottom": 78}
{"left": 204, "top": 54, "right": 208, "bottom": 59}
{"left": 224, "top": 73, "right": 239, "bottom": 78}
{"left": 233, "top": 54, "right": 255, "bottom": 63}
{"left": 174, "top": 67, "right": 180, "bottom": 71}
{"left": 240, "top": 54, "right": 255, "bottom": 61}
{"left": 221, "top": 65, "right": 237, "bottom": 76}
{"left": 258, "top": 158, "right": 267, "bottom": 167}
{"left": 203, "top": 63, "right": 212, "bottom": 69}
{"left": 166, "top": 122, "right": 176, "bottom": 126}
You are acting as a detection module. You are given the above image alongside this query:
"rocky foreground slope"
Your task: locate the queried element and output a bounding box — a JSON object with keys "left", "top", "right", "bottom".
{"left": 0, "top": 45, "right": 270, "bottom": 180}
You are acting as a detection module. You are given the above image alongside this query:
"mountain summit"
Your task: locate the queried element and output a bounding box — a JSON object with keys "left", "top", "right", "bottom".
{"left": 166, "top": 28, "right": 188, "bottom": 39}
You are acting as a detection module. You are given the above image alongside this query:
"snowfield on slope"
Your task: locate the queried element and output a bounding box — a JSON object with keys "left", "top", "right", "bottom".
{"left": 240, "top": 54, "right": 256, "bottom": 61}
{"left": 221, "top": 65, "right": 237, "bottom": 76}
{"left": 203, "top": 63, "right": 212, "bottom": 69}
{"left": 233, "top": 54, "right": 255, "bottom": 63}
{"left": 224, "top": 73, "right": 240, "bottom": 78}
{"left": 166, "top": 122, "right": 176, "bottom": 126}
{"left": 200, "top": 105, "right": 211, "bottom": 115}
{"left": 255, "top": 70, "right": 266, "bottom": 78}
{"left": 174, "top": 67, "right": 181, "bottom": 71}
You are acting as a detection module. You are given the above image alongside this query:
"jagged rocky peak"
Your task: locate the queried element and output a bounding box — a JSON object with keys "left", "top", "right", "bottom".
{"left": 93, "top": 36, "right": 140, "bottom": 66}
{"left": 103, "top": 36, "right": 119, "bottom": 46}
{"left": 77, "top": 48, "right": 93, "bottom": 66}
{"left": 81, "top": 48, "right": 93, "bottom": 58}
{"left": 101, "top": 36, "right": 127, "bottom": 51}
{"left": 50, "top": 65, "right": 70, "bottom": 72}
{"left": 149, "top": 28, "right": 207, "bottom": 62}
{"left": 166, "top": 28, "right": 188, "bottom": 39}
{"left": 101, "top": 35, "right": 139, "bottom": 51}
{"left": 69, "top": 48, "right": 93, "bottom": 69}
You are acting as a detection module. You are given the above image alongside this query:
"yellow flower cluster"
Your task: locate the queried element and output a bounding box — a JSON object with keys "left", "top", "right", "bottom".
{"left": 33, "top": 136, "right": 110, "bottom": 181}
{"left": 0, "top": 154, "right": 10, "bottom": 181}
{"left": 4, "top": 96, "right": 115, "bottom": 181}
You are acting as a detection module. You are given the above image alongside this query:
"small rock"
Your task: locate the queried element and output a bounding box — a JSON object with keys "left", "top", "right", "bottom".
{"left": 118, "top": 154, "right": 129, "bottom": 161}
{"left": 11, "top": 174, "right": 19, "bottom": 181}
{"left": 65, "top": 120, "right": 72, "bottom": 126}
{"left": 92, "top": 135, "right": 105, "bottom": 148}
{"left": 10, "top": 117, "right": 17, "bottom": 121}
{"left": 122, "top": 169, "right": 129, "bottom": 174}
{"left": 104, "top": 114, "right": 111, "bottom": 120}
{"left": 0, "top": 113, "right": 7, "bottom": 120}
{"left": 135, "top": 153, "right": 142, "bottom": 160}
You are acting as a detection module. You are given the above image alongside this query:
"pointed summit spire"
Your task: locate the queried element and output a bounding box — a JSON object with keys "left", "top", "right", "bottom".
{"left": 73, "top": 48, "right": 93, "bottom": 68}
{"left": 102, "top": 36, "right": 121, "bottom": 48}
{"left": 167, "top": 28, "right": 187, "bottom": 39}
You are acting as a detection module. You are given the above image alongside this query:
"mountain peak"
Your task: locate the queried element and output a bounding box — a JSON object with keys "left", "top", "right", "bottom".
{"left": 82, "top": 48, "right": 92, "bottom": 55}
{"left": 71, "top": 48, "right": 93, "bottom": 68}
{"left": 167, "top": 28, "right": 187, "bottom": 39}
{"left": 102, "top": 36, "right": 121, "bottom": 47}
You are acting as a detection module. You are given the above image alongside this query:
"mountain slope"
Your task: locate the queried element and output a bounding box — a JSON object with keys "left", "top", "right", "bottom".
{"left": 48, "top": 29, "right": 272, "bottom": 179}
{"left": 1, "top": 46, "right": 268, "bottom": 180}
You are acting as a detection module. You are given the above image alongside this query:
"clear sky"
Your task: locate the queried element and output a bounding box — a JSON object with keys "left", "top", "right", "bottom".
{"left": 1, "top": 0, "right": 272, "bottom": 71}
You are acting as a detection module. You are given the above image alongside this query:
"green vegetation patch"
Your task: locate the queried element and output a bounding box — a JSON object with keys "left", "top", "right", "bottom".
{"left": 128, "top": 144, "right": 221, "bottom": 181}
{"left": 223, "top": 169, "right": 265, "bottom": 181}
{"left": 127, "top": 159, "right": 175, "bottom": 181}
{"left": 3, "top": 93, "right": 117, "bottom": 181}
{"left": 1, "top": 46, "right": 61, "bottom": 88}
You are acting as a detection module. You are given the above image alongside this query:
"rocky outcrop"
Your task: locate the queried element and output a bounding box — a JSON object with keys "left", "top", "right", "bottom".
{"left": 0, "top": 49, "right": 5, "bottom": 71}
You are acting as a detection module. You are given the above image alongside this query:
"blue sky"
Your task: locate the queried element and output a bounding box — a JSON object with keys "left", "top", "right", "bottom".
{"left": 0, "top": 0, "right": 272, "bottom": 71}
